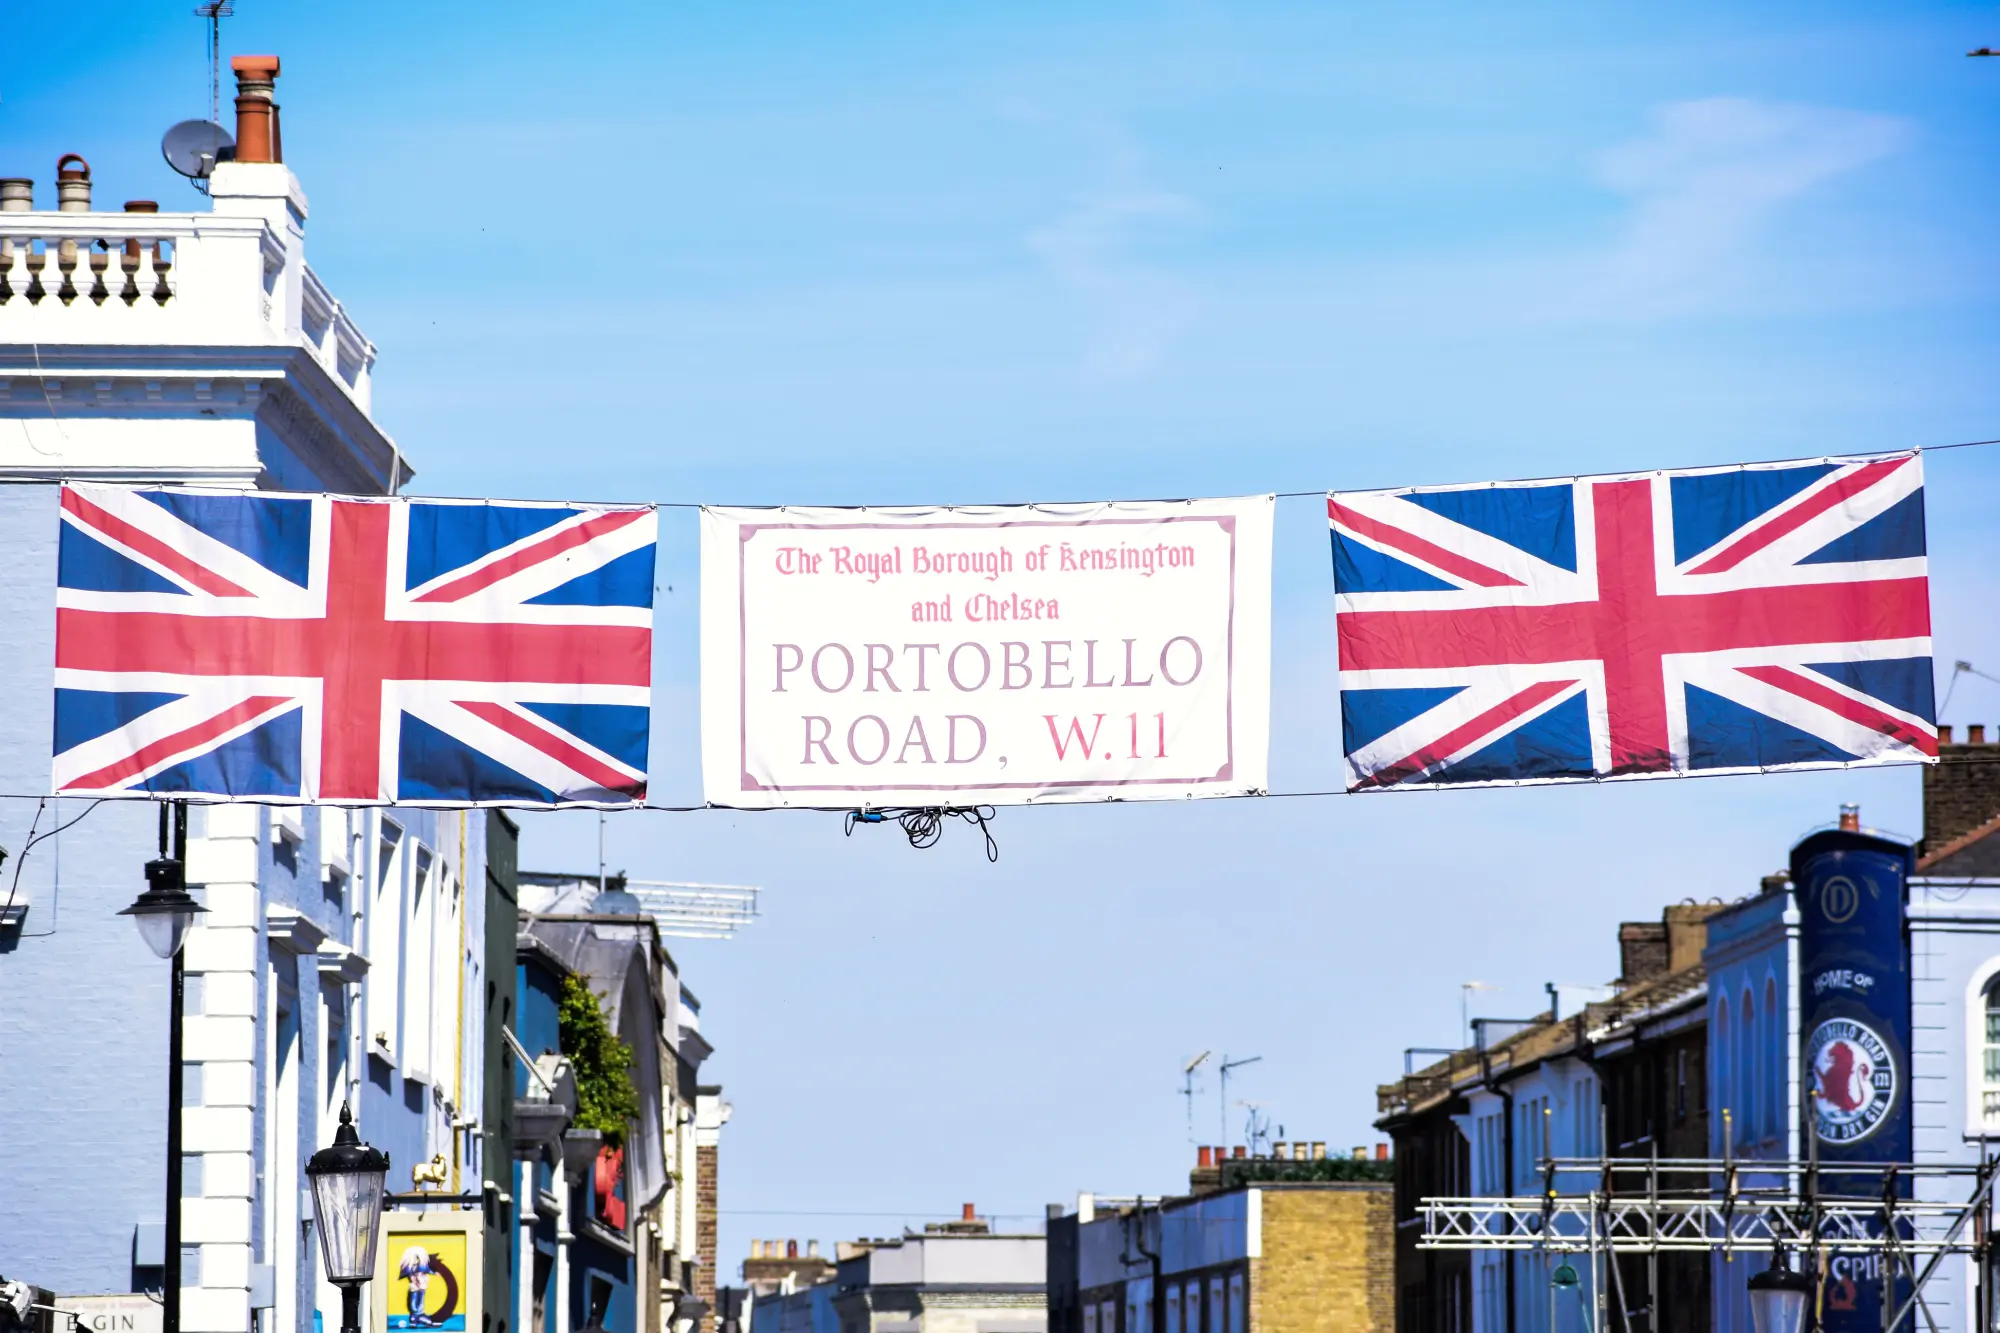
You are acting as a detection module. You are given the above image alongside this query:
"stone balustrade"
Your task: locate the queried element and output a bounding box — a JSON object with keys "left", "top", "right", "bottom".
{"left": 0, "top": 209, "right": 374, "bottom": 410}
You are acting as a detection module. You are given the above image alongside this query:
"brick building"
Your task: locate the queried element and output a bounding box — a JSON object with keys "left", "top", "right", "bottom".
{"left": 1047, "top": 1155, "right": 1393, "bottom": 1333}
{"left": 1922, "top": 724, "right": 2000, "bottom": 874}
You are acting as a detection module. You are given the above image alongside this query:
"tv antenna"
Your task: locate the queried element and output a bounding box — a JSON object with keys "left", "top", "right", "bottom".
{"left": 1218, "top": 1054, "right": 1261, "bottom": 1146}
{"left": 1181, "top": 1051, "right": 1211, "bottom": 1143}
{"left": 1237, "top": 1102, "right": 1277, "bottom": 1157}
{"left": 194, "top": 3, "right": 234, "bottom": 125}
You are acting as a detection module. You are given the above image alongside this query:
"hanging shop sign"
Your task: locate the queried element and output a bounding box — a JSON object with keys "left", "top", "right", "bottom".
{"left": 376, "top": 1212, "right": 483, "bottom": 1333}
{"left": 51, "top": 485, "right": 656, "bottom": 807}
{"left": 1331, "top": 452, "right": 1934, "bottom": 790}
{"left": 701, "top": 497, "right": 1273, "bottom": 807}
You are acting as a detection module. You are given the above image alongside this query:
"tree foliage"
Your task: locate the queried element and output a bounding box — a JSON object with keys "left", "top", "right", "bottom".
{"left": 558, "top": 972, "right": 639, "bottom": 1145}
{"left": 1220, "top": 1155, "right": 1394, "bottom": 1186}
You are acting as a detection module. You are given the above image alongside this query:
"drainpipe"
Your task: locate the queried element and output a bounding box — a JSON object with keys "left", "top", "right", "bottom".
{"left": 519, "top": 1159, "right": 538, "bottom": 1333}
{"left": 555, "top": 1164, "right": 573, "bottom": 1333}
{"left": 1500, "top": 1085, "right": 1516, "bottom": 1333}
{"left": 1123, "top": 1201, "right": 1165, "bottom": 1333}
{"left": 1480, "top": 1031, "right": 1516, "bottom": 1333}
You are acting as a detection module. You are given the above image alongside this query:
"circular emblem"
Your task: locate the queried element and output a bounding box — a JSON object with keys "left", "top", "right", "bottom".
{"left": 1819, "top": 875, "right": 1861, "bottom": 924}
{"left": 1809, "top": 1017, "right": 1897, "bottom": 1143}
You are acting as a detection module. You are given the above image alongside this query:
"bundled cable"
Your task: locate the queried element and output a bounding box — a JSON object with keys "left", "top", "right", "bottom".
{"left": 845, "top": 805, "right": 1000, "bottom": 863}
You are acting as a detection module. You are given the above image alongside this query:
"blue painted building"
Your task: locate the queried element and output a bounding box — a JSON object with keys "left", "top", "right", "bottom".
{"left": 1699, "top": 867, "right": 1797, "bottom": 1333}
{"left": 0, "top": 60, "right": 489, "bottom": 1333}
{"left": 508, "top": 878, "right": 720, "bottom": 1333}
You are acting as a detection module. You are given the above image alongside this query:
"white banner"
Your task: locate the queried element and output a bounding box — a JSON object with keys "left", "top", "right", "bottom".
{"left": 701, "top": 497, "right": 1273, "bottom": 808}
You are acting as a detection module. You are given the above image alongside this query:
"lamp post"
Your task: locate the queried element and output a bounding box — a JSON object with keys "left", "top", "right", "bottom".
{"left": 119, "top": 801, "right": 203, "bottom": 1333}
{"left": 1746, "top": 1245, "right": 1813, "bottom": 1333}
{"left": 306, "top": 1103, "right": 391, "bottom": 1333}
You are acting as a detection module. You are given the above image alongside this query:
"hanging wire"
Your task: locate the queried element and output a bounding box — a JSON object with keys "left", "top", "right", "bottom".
{"left": 9, "top": 435, "right": 1992, "bottom": 507}
{"left": 845, "top": 806, "right": 1000, "bottom": 862}
{"left": 1941, "top": 660, "right": 2000, "bottom": 719}
{"left": 1, "top": 797, "right": 108, "bottom": 936}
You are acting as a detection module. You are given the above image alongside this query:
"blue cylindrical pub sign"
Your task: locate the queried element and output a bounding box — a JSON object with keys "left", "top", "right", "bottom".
{"left": 1791, "top": 823, "right": 1916, "bottom": 1324}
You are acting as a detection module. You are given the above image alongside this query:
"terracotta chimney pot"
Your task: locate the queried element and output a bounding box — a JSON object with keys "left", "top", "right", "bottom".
{"left": 1941, "top": 724, "right": 1954, "bottom": 744}
{"left": 1839, "top": 803, "right": 1861, "bottom": 832}
{"left": 1232, "top": 1146, "right": 1246, "bottom": 1159}
{"left": 961, "top": 1203, "right": 976, "bottom": 1222}
{"left": 1973, "top": 724, "right": 1990, "bottom": 745}
{"left": 230, "top": 55, "right": 283, "bottom": 164}
{"left": 55, "top": 154, "right": 91, "bottom": 212}
{"left": 1376, "top": 1142, "right": 1390, "bottom": 1161}
{"left": 1197, "top": 1146, "right": 1213, "bottom": 1168}
{"left": 123, "top": 200, "right": 159, "bottom": 213}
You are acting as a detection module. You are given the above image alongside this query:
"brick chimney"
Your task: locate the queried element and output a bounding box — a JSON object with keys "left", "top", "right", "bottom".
{"left": 1617, "top": 920, "right": 1669, "bottom": 985}
{"left": 230, "top": 56, "right": 282, "bottom": 164}
{"left": 1923, "top": 726, "right": 2000, "bottom": 855}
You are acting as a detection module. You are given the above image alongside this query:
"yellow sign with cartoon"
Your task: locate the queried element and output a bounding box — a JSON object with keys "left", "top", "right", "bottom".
{"left": 373, "top": 1212, "right": 482, "bottom": 1333}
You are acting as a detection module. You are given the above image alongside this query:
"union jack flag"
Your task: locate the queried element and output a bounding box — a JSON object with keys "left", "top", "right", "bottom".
{"left": 1331, "top": 453, "right": 1934, "bottom": 790}
{"left": 52, "top": 484, "right": 656, "bottom": 806}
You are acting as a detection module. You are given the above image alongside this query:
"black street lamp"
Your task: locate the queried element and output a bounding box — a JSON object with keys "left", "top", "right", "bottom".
{"left": 306, "top": 1103, "right": 391, "bottom": 1333}
{"left": 1747, "top": 1245, "right": 1814, "bottom": 1333}
{"left": 120, "top": 802, "right": 203, "bottom": 1333}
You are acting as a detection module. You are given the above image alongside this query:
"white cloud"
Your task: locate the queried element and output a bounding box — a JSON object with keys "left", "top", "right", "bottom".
{"left": 1584, "top": 96, "right": 1913, "bottom": 315}
{"left": 1022, "top": 120, "right": 1204, "bottom": 378}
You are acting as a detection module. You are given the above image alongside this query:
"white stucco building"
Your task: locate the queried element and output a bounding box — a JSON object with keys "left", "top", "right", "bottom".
{"left": 0, "top": 55, "right": 486, "bottom": 1333}
{"left": 1907, "top": 728, "right": 2000, "bottom": 1331}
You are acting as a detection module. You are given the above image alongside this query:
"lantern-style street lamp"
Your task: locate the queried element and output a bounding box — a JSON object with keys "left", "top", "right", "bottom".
{"left": 121, "top": 802, "right": 203, "bottom": 1333}
{"left": 119, "top": 834, "right": 205, "bottom": 959}
{"left": 307, "top": 1103, "right": 392, "bottom": 1333}
{"left": 1746, "top": 1246, "right": 1813, "bottom": 1333}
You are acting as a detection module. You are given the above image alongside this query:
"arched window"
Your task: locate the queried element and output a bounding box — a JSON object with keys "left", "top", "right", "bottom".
{"left": 1764, "top": 978, "right": 1781, "bottom": 1140}
{"left": 1983, "top": 980, "right": 2000, "bottom": 1130}
{"left": 1739, "top": 990, "right": 1756, "bottom": 1147}
{"left": 1714, "top": 997, "right": 1731, "bottom": 1152}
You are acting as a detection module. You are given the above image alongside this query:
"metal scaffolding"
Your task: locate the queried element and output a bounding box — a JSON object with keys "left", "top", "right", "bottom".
{"left": 1418, "top": 1135, "right": 2000, "bottom": 1333}
{"left": 622, "top": 879, "right": 761, "bottom": 939}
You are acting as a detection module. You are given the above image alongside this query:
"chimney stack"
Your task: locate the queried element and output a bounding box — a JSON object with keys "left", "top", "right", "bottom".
{"left": 55, "top": 155, "right": 91, "bottom": 212}
{"left": 230, "top": 56, "right": 283, "bottom": 164}
{"left": 1839, "top": 803, "right": 1861, "bottom": 832}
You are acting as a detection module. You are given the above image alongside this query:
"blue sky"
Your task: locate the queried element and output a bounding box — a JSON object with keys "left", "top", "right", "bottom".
{"left": 9, "top": 0, "right": 2000, "bottom": 1267}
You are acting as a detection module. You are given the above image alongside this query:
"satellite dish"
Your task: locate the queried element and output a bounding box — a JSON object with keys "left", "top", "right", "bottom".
{"left": 161, "top": 120, "right": 233, "bottom": 179}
